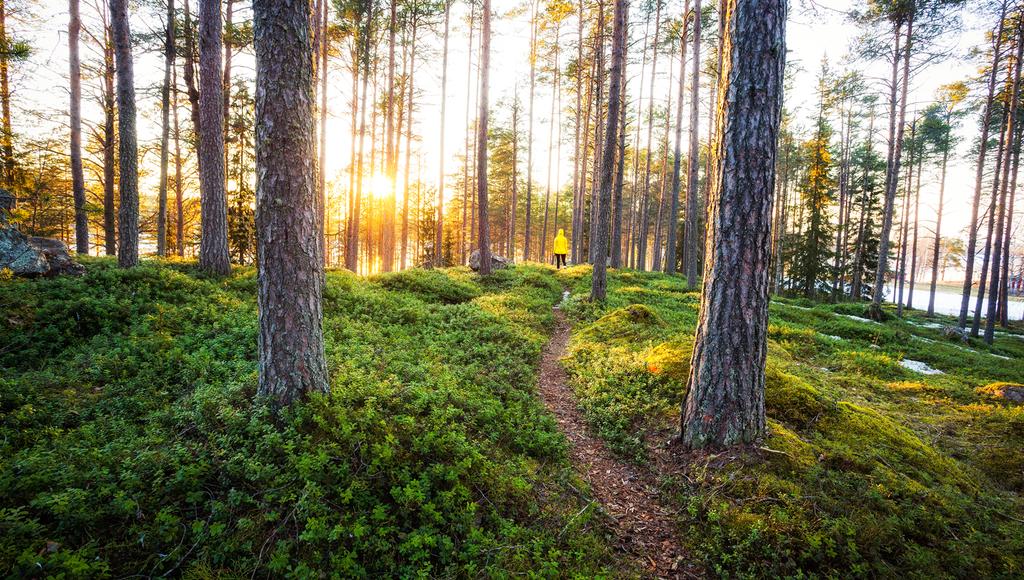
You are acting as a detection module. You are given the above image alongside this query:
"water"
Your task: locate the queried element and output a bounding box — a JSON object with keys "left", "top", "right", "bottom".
{"left": 886, "top": 286, "right": 1024, "bottom": 320}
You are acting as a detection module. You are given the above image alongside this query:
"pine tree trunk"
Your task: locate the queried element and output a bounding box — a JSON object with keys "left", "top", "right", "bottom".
{"left": 985, "top": 27, "right": 1023, "bottom": 344}
{"left": 570, "top": 0, "right": 585, "bottom": 264}
{"left": 156, "top": 0, "right": 175, "bottom": 257}
{"left": 477, "top": 0, "right": 492, "bottom": 275}
{"left": 435, "top": 2, "right": 450, "bottom": 267}
{"left": 960, "top": 1, "right": 1007, "bottom": 327}
{"left": 523, "top": 1, "right": 537, "bottom": 261}
{"left": 999, "top": 122, "right": 1020, "bottom": 326}
{"left": 173, "top": 65, "right": 184, "bottom": 256}
{"left": 681, "top": 0, "right": 785, "bottom": 449}
{"left": 401, "top": 18, "right": 418, "bottom": 270}
{"left": 683, "top": 0, "right": 702, "bottom": 288}
{"left": 927, "top": 121, "right": 950, "bottom": 316}
{"left": 637, "top": 0, "right": 663, "bottom": 271}
{"left": 254, "top": 0, "right": 328, "bottom": 406}
{"left": 591, "top": 0, "right": 625, "bottom": 301}
{"left": 224, "top": 0, "right": 234, "bottom": 179}
{"left": 69, "top": 0, "right": 89, "bottom": 254}
{"left": 197, "top": 0, "right": 231, "bottom": 275}
{"left": 110, "top": 0, "right": 138, "bottom": 268}
{"left": 0, "top": 0, "right": 13, "bottom": 190}
{"left": 103, "top": 21, "right": 116, "bottom": 256}
{"left": 869, "top": 16, "right": 912, "bottom": 319}
{"left": 665, "top": 4, "right": 690, "bottom": 275}
{"left": 510, "top": 96, "right": 519, "bottom": 258}
{"left": 907, "top": 147, "right": 922, "bottom": 309}
{"left": 610, "top": 33, "right": 628, "bottom": 269}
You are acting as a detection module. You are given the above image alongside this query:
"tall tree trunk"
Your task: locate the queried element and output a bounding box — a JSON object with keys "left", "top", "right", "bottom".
{"left": 173, "top": 65, "right": 184, "bottom": 257}
{"left": 907, "top": 144, "right": 922, "bottom": 309}
{"left": 401, "top": 16, "right": 418, "bottom": 270}
{"left": 0, "top": 0, "right": 13, "bottom": 189}
{"left": 960, "top": 1, "right": 1007, "bottom": 327}
{"left": 683, "top": 0, "right": 702, "bottom": 288}
{"left": 253, "top": 0, "right": 328, "bottom": 406}
{"left": 198, "top": 0, "right": 231, "bottom": 275}
{"left": 182, "top": 0, "right": 202, "bottom": 159}
{"left": 541, "top": 21, "right": 562, "bottom": 262}
{"left": 110, "top": 0, "right": 138, "bottom": 268}
{"left": 224, "top": 0, "right": 233, "bottom": 178}
{"left": 70, "top": 0, "right": 89, "bottom": 254}
{"left": 588, "top": 0, "right": 607, "bottom": 265}
{"left": 524, "top": 0, "right": 537, "bottom": 261}
{"left": 985, "top": 27, "right": 1023, "bottom": 344}
{"left": 477, "top": 0, "right": 492, "bottom": 275}
{"left": 103, "top": 19, "right": 116, "bottom": 256}
{"left": 591, "top": 0, "right": 626, "bottom": 300}
{"left": 637, "top": 0, "right": 663, "bottom": 271}
{"left": 927, "top": 111, "right": 951, "bottom": 316}
{"left": 382, "top": 0, "right": 398, "bottom": 272}
{"left": 156, "top": 0, "right": 175, "bottom": 257}
{"left": 681, "top": 0, "right": 785, "bottom": 449}
{"left": 318, "top": 0, "right": 328, "bottom": 264}
{"left": 610, "top": 26, "right": 628, "bottom": 269}
{"left": 665, "top": 4, "right": 690, "bottom": 275}
{"left": 570, "top": 0, "right": 585, "bottom": 264}
{"left": 435, "top": 1, "right": 450, "bottom": 267}
{"left": 462, "top": 5, "right": 475, "bottom": 264}
{"left": 869, "top": 15, "right": 912, "bottom": 320}
{"left": 999, "top": 122, "right": 1020, "bottom": 326}
{"left": 510, "top": 93, "right": 519, "bottom": 258}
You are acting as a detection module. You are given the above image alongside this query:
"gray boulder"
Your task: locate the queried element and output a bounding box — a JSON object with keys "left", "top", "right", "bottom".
{"left": 0, "top": 226, "right": 85, "bottom": 277}
{"left": 468, "top": 249, "right": 509, "bottom": 272}
{"left": 942, "top": 325, "right": 970, "bottom": 344}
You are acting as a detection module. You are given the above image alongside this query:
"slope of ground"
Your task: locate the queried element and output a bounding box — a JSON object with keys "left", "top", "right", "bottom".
{"left": 0, "top": 259, "right": 615, "bottom": 576}
{"left": 558, "top": 265, "right": 1024, "bottom": 578}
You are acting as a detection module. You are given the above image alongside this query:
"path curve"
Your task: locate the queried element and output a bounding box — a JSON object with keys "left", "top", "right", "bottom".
{"left": 538, "top": 307, "right": 698, "bottom": 579}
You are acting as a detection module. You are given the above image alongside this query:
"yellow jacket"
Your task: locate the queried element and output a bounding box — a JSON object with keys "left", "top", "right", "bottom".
{"left": 553, "top": 229, "right": 568, "bottom": 254}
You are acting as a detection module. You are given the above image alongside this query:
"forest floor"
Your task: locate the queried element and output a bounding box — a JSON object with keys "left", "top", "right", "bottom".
{"left": 2, "top": 258, "right": 1023, "bottom": 577}
{"left": 536, "top": 307, "right": 696, "bottom": 578}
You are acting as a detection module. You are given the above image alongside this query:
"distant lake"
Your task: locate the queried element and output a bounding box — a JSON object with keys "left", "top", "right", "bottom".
{"left": 886, "top": 286, "right": 1024, "bottom": 320}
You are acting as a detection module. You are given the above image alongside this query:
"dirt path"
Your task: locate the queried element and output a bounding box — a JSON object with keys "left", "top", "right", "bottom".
{"left": 538, "top": 308, "right": 698, "bottom": 579}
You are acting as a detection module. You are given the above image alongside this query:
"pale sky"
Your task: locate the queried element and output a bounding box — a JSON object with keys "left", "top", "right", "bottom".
{"left": 9, "top": 0, "right": 1003, "bottom": 246}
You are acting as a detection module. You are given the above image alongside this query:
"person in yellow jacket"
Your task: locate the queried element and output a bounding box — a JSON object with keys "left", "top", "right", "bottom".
{"left": 553, "top": 229, "right": 568, "bottom": 269}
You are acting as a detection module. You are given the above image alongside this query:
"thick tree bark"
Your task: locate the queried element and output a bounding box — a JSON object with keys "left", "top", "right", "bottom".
{"left": 611, "top": 29, "right": 628, "bottom": 269}
{"left": 960, "top": 2, "right": 1007, "bottom": 327}
{"left": 70, "top": 0, "right": 89, "bottom": 254}
{"left": 253, "top": 0, "right": 329, "bottom": 406}
{"left": 870, "top": 15, "right": 912, "bottom": 319}
{"left": 683, "top": 0, "right": 702, "bottom": 288}
{"left": 681, "top": 0, "right": 785, "bottom": 449}
{"left": 197, "top": 0, "right": 231, "bottom": 275}
{"left": 156, "top": 0, "right": 175, "bottom": 257}
{"left": 591, "top": 0, "right": 626, "bottom": 301}
{"left": 477, "top": 0, "right": 492, "bottom": 275}
{"left": 435, "top": 2, "right": 450, "bottom": 267}
{"left": 110, "top": 0, "right": 138, "bottom": 268}
{"left": 665, "top": 4, "right": 690, "bottom": 275}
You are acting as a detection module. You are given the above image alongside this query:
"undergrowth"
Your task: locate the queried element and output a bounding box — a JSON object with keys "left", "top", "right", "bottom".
{"left": 558, "top": 265, "right": 1024, "bottom": 578}
{"left": 0, "top": 258, "right": 612, "bottom": 577}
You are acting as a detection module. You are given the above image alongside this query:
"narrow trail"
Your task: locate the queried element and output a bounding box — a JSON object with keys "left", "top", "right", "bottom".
{"left": 538, "top": 307, "right": 698, "bottom": 579}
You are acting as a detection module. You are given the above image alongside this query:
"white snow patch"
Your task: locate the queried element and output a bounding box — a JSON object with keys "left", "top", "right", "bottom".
{"left": 992, "top": 354, "right": 1012, "bottom": 360}
{"left": 909, "top": 321, "right": 945, "bottom": 329}
{"left": 781, "top": 303, "right": 813, "bottom": 311}
{"left": 900, "top": 359, "right": 944, "bottom": 375}
{"left": 821, "top": 334, "right": 844, "bottom": 341}
{"left": 840, "top": 314, "right": 880, "bottom": 325}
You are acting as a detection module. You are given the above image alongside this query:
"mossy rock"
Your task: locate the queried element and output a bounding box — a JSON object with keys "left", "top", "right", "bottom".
{"left": 644, "top": 337, "right": 694, "bottom": 384}
{"left": 765, "top": 366, "right": 835, "bottom": 429}
{"left": 577, "top": 304, "right": 666, "bottom": 344}
{"left": 373, "top": 269, "right": 481, "bottom": 304}
{"left": 976, "top": 382, "right": 1024, "bottom": 404}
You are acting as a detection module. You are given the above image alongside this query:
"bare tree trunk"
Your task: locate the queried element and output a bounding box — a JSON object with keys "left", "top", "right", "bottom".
{"left": 985, "top": 27, "right": 1023, "bottom": 344}
{"left": 197, "top": 0, "right": 231, "bottom": 275}
{"left": 610, "top": 26, "right": 628, "bottom": 269}
{"left": 570, "top": 0, "right": 585, "bottom": 264}
{"left": 103, "top": 18, "right": 116, "bottom": 256}
{"left": 0, "top": 0, "right": 13, "bottom": 189}
{"left": 927, "top": 112, "right": 951, "bottom": 316}
{"left": 510, "top": 93, "right": 519, "bottom": 258}
{"left": 156, "top": 0, "right": 175, "bottom": 257}
{"left": 636, "top": 0, "right": 663, "bottom": 271}
{"left": 523, "top": 0, "right": 537, "bottom": 261}
{"left": 683, "top": 0, "right": 702, "bottom": 288}
{"left": 401, "top": 16, "right": 418, "bottom": 270}
{"left": 999, "top": 123, "right": 1020, "bottom": 326}
{"left": 173, "top": 64, "right": 184, "bottom": 257}
{"left": 254, "top": 0, "right": 328, "bottom": 406}
{"left": 907, "top": 145, "right": 922, "bottom": 309}
{"left": 665, "top": 4, "right": 690, "bottom": 275}
{"left": 588, "top": 0, "right": 606, "bottom": 265}
{"left": 462, "top": 5, "right": 475, "bottom": 264}
{"left": 681, "top": 0, "right": 785, "bottom": 449}
{"left": 109, "top": 0, "right": 138, "bottom": 268}
{"left": 477, "top": 0, "right": 492, "bottom": 275}
{"left": 224, "top": 0, "right": 233, "bottom": 178}
{"left": 591, "top": 0, "right": 626, "bottom": 300}
{"left": 960, "top": 1, "right": 1007, "bottom": 327}
{"left": 435, "top": 1, "right": 450, "bottom": 267}
{"left": 541, "top": 20, "right": 562, "bottom": 262}
{"left": 70, "top": 0, "right": 89, "bottom": 254}
{"left": 182, "top": 0, "right": 202, "bottom": 159}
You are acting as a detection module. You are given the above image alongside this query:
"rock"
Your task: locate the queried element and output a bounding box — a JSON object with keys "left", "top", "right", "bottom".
{"left": 941, "top": 325, "right": 970, "bottom": 344}
{"left": 468, "top": 249, "right": 509, "bottom": 272}
{"left": 977, "top": 382, "right": 1024, "bottom": 404}
{"left": 0, "top": 225, "right": 85, "bottom": 277}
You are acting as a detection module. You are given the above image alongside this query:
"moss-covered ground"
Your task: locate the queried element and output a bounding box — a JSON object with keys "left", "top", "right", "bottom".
{"left": 557, "top": 265, "right": 1024, "bottom": 578}
{"left": 0, "top": 258, "right": 615, "bottom": 577}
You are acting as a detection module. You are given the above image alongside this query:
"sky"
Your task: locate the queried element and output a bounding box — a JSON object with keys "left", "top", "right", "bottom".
{"left": 8, "top": 0, "right": 1002, "bottom": 247}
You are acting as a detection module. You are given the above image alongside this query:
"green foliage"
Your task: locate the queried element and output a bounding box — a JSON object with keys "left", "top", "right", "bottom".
{"left": 0, "top": 259, "right": 612, "bottom": 576}
{"left": 562, "top": 268, "right": 1024, "bottom": 578}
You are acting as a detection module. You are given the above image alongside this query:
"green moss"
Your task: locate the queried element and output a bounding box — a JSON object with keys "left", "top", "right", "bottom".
{"left": 765, "top": 366, "right": 835, "bottom": 429}
{"left": 576, "top": 303, "right": 666, "bottom": 345}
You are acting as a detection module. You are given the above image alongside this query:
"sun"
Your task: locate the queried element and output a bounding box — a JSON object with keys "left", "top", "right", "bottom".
{"left": 366, "top": 173, "right": 395, "bottom": 200}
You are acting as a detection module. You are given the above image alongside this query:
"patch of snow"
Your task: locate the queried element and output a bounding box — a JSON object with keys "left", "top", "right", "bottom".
{"left": 839, "top": 314, "right": 880, "bottom": 325}
{"left": 781, "top": 303, "right": 812, "bottom": 311}
{"left": 909, "top": 321, "right": 944, "bottom": 329}
{"left": 821, "top": 334, "right": 844, "bottom": 341}
{"left": 992, "top": 354, "right": 1011, "bottom": 360}
{"left": 900, "top": 359, "right": 944, "bottom": 375}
